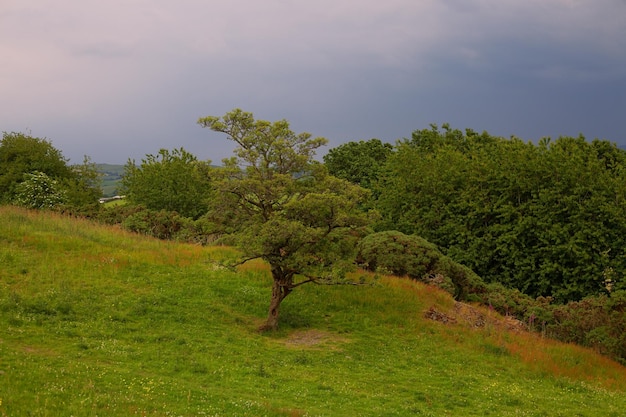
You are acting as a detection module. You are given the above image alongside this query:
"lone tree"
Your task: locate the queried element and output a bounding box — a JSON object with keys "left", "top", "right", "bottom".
{"left": 198, "top": 109, "right": 371, "bottom": 330}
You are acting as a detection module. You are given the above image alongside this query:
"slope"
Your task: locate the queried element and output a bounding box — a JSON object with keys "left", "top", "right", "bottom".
{"left": 0, "top": 206, "right": 625, "bottom": 416}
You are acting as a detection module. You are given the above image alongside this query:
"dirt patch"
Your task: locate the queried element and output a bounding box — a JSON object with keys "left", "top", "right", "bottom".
{"left": 282, "top": 330, "right": 349, "bottom": 350}
{"left": 424, "top": 302, "right": 526, "bottom": 332}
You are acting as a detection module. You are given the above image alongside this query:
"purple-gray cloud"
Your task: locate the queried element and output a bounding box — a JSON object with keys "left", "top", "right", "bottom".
{"left": 1, "top": 0, "right": 625, "bottom": 164}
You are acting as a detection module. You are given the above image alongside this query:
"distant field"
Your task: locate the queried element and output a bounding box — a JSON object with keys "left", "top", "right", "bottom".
{"left": 95, "top": 163, "right": 124, "bottom": 197}
{"left": 1, "top": 205, "right": 625, "bottom": 416}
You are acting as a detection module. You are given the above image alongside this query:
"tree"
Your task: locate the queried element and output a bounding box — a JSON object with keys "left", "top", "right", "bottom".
{"left": 121, "top": 148, "right": 212, "bottom": 219}
{"left": 0, "top": 132, "right": 102, "bottom": 211}
{"left": 323, "top": 139, "right": 393, "bottom": 189}
{"left": 0, "top": 132, "right": 73, "bottom": 203}
{"left": 376, "top": 126, "right": 626, "bottom": 302}
{"left": 63, "top": 156, "right": 103, "bottom": 212}
{"left": 198, "top": 109, "right": 371, "bottom": 330}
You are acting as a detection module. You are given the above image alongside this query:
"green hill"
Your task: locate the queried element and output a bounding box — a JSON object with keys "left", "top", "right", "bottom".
{"left": 95, "top": 163, "right": 125, "bottom": 197}
{"left": 1, "top": 205, "right": 625, "bottom": 416}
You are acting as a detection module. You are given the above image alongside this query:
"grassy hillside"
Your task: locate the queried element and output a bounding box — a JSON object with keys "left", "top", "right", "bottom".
{"left": 1, "top": 206, "right": 625, "bottom": 416}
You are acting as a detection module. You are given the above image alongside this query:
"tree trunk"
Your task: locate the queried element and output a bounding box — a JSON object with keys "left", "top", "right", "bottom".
{"left": 259, "top": 267, "right": 293, "bottom": 331}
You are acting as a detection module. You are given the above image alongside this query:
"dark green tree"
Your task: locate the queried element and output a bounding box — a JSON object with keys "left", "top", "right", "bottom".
{"left": 121, "top": 148, "right": 212, "bottom": 219}
{"left": 0, "top": 132, "right": 73, "bottom": 203}
{"left": 198, "top": 109, "right": 372, "bottom": 330}
{"left": 0, "top": 132, "right": 101, "bottom": 210}
{"left": 376, "top": 126, "right": 626, "bottom": 302}
{"left": 323, "top": 139, "right": 393, "bottom": 189}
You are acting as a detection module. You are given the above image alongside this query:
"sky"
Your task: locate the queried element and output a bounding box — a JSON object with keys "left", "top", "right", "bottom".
{"left": 1, "top": 0, "right": 625, "bottom": 164}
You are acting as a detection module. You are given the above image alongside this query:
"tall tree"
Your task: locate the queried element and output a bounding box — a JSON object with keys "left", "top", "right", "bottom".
{"left": 323, "top": 139, "right": 393, "bottom": 190}
{"left": 121, "top": 148, "right": 212, "bottom": 219}
{"left": 198, "top": 109, "right": 371, "bottom": 330}
{"left": 376, "top": 126, "right": 626, "bottom": 302}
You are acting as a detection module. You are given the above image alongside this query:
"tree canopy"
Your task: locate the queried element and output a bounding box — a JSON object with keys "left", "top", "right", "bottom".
{"left": 374, "top": 125, "right": 626, "bottom": 302}
{"left": 323, "top": 138, "right": 393, "bottom": 190}
{"left": 198, "top": 109, "right": 372, "bottom": 330}
{"left": 121, "top": 148, "right": 212, "bottom": 219}
{"left": 0, "top": 132, "right": 73, "bottom": 203}
{"left": 0, "top": 132, "right": 101, "bottom": 210}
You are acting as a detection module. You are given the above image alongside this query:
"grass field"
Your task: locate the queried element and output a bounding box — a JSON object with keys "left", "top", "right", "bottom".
{"left": 1, "top": 205, "right": 625, "bottom": 416}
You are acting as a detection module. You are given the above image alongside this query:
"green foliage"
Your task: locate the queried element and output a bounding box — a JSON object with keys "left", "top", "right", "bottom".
{"left": 0, "top": 132, "right": 101, "bottom": 212}
{"left": 356, "top": 231, "right": 486, "bottom": 299}
{"left": 95, "top": 163, "right": 125, "bottom": 197}
{"left": 376, "top": 126, "right": 626, "bottom": 302}
{"left": 323, "top": 138, "right": 393, "bottom": 189}
{"left": 198, "top": 109, "right": 372, "bottom": 329}
{"left": 548, "top": 291, "right": 626, "bottom": 365}
{"left": 61, "top": 156, "right": 103, "bottom": 214}
{"left": 95, "top": 204, "right": 218, "bottom": 244}
{"left": 0, "top": 132, "right": 73, "bottom": 203}
{"left": 356, "top": 231, "right": 441, "bottom": 278}
{"left": 121, "top": 147, "right": 212, "bottom": 219}
{"left": 13, "top": 171, "right": 68, "bottom": 209}
{"left": 1, "top": 205, "right": 626, "bottom": 416}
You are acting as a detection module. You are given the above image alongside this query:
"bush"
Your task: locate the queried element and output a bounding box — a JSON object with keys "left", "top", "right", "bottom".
{"left": 478, "top": 285, "right": 626, "bottom": 365}
{"left": 547, "top": 291, "right": 626, "bottom": 365}
{"left": 96, "top": 204, "right": 221, "bottom": 244}
{"left": 13, "top": 171, "right": 68, "bottom": 209}
{"left": 122, "top": 209, "right": 185, "bottom": 240}
{"left": 356, "top": 231, "right": 486, "bottom": 299}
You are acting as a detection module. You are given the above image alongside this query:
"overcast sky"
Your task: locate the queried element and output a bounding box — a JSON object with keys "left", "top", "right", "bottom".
{"left": 1, "top": 0, "right": 625, "bottom": 164}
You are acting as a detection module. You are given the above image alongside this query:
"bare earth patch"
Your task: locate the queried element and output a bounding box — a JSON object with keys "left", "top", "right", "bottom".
{"left": 424, "top": 302, "right": 526, "bottom": 333}
{"left": 282, "top": 330, "right": 349, "bottom": 350}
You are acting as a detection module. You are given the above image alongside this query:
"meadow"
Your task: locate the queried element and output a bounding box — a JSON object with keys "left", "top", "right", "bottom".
{"left": 1, "top": 205, "right": 625, "bottom": 416}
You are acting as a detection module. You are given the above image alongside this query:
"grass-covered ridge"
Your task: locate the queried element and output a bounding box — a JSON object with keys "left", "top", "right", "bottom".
{"left": 1, "top": 206, "right": 625, "bottom": 416}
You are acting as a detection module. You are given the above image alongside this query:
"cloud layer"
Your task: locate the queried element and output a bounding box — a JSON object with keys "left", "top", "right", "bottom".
{"left": 2, "top": 0, "right": 625, "bottom": 163}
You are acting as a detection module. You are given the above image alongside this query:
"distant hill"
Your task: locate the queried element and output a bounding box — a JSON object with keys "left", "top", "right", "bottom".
{"left": 95, "top": 163, "right": 125, "bottom": 197}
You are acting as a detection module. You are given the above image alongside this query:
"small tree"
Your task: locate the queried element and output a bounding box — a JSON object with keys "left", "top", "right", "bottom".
{"left": 0, "top": 132, "right": 73, "bottom": 203}
{"left": 63, "top": 156, "right": 103, "bottom": 213}
{"left": 121, "top": 148, "right": 212, "bottom": 219}
{"left": 198, "top": 109, "right": 371, "bottom": 330}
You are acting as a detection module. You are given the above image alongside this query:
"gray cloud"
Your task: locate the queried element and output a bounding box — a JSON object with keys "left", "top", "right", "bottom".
{"left": 1, "top": 0, "right": 625, "bottom": 163}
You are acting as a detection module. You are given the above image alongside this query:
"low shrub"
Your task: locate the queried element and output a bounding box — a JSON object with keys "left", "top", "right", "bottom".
{"left": 547, "top": 291, "right": 626, "bottom": 365}
{"left": 356, "top": 231, "right": 486, "bottom": 299}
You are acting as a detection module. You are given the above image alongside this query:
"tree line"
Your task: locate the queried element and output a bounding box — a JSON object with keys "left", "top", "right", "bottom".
{"left": 328, "top": 125, "right": 626, "bottom": 303}
{"left": 2, "top": 114, "right": 625, "bottom": 363}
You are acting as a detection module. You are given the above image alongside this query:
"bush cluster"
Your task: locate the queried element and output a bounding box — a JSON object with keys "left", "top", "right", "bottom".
{"left": 477, "top": 282, "right": 626, "bottom": 365}
{"left": 356, "top": 231, "right": 626, "bottom": 365}
{"left": 96, "top": 205, "right": 220, "bottom": 245}
{"left": 356, "top": 231, "right": 486, "bottom": 300}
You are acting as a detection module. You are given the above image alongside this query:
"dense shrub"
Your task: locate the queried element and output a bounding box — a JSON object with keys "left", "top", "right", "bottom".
{"left": 13, "top": 171, "right": 68, "bottom": 209}
{"left": 96, "top": 204, "right": 220, "bottom": 244}
{"left": 122, "top": 209, "right": 185, "bottom": 240}
{"left": 1, "top": 133, "right": 101, "bottom": 211}
{"left": 375, "top": 127, "right": 626, "bottom": 302}
{"left": 547, "top": 291, "right": 626, "bottom": 365}
{"left": 121, "top": 148, "right": 211, "bottom": 219}
{"left": 478, "top": 285, "right": 626, "bottom": 365}
{"left": 356, "top": 231, "right": 486, "bottom": 299}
